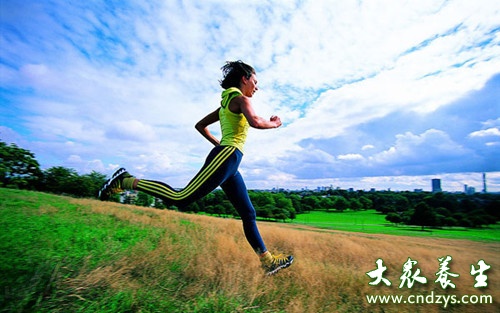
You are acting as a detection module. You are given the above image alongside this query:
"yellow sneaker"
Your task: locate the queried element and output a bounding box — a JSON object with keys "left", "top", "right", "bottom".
{"left": 98, "top": 168, "right": 132, "bottom": 200}
{"left": 261, "top": 252, "right": 294, "bottom": 276}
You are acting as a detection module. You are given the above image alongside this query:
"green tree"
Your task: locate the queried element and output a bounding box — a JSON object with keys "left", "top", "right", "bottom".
{"left": 359, "top": 196, "right": 373, "bottom": 210}
{"left": 213, "top": 204, "right": 227, "bottom": 217}
{"left": 288, "top": 194, "right": 304, "bottom": 213}
{"left": 333, "top": 196, "right": 349, "bottom": 212}
{"left": 250, "top": 191, "right": 276, "bottom": 218}
{"left": 411, "top": 202, "right": 437, "bottom": 231}
{"left": 386, "top": 212, "right": 402, "bottom": 225}
{"left": 136, "top": 192, "right": 154, "bottom": 207}
{"left": 259, "top": 204, "right": 274, "bottom": 220}
{"left": 319, "top": 197, "right": 334, "bottom": 211}
{"left": 271, "top": 207, "right": 290, "bottom": 222}
{"left": 484, "top": 200, "right": 500, "bottom": 220}
{"left": 349, "top": 198, "right": 363, "bottom": 211}
{"left": 273, "top": 193, "right": 295, "bottom": 221}
{"left": 302, "top": 195, "right": 320, "bottom": 212}
{"left": 71, "top": 171, "right": 106, "bottom": 198}
{"left": 185, "top": 201, "right": 201, "bottom": 213}
{"left": 224, "top": 200, "right": 237, "bottom": 217}
{"left": 424, "top": 192, "right": 458, "bottom": 212}
{"left": 372, "top": 193, "right": 409, "bottom": 214}
{"left": 83, "top": 171, "right": 107, "bottom": 197}
{"left": 0, "top": 141, "right": 42, "bottom": 189}
{"left": 250, "top": 191, "right": 275, "bottom": 208}
{"left": 42, "top": 166, "right": 79, "bottom": 195}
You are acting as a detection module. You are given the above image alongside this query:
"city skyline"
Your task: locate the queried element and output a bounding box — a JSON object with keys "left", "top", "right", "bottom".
{"left": 252, "top": 173, "right": 498, "bottom": 194}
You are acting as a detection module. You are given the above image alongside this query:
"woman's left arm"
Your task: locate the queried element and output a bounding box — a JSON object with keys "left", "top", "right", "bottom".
{"left": 195, "top": 108, "right": 221, "bottom": 146}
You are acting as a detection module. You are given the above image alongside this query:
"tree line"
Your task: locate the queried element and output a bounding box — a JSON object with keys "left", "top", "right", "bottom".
{"left": 1, "top": 140, "right": 499, "bottom": 227}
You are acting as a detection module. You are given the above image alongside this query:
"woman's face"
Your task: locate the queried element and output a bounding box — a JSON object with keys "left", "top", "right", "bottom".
{"left": 241, "top": 73, "right": 259, "bottom": 97}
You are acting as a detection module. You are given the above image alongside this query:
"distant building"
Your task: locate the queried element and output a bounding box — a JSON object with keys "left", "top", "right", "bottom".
{"left": 465, "top": 185, "right": 476, "bottom": 195}
{"left": 483, "top": 173, "right": 487, "bottom": 193}
{"left": 432, "top": 179, "right": 442, "bottom": 193}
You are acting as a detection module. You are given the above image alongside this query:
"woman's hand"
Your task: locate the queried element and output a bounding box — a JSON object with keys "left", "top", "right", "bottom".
{"left": 270, "top": 115, "right": 282, "bottom": 128}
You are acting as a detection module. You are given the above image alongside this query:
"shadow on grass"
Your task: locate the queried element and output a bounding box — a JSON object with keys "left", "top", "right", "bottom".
{"left": 384, "top": 224, "right": 435, "bottom": 233}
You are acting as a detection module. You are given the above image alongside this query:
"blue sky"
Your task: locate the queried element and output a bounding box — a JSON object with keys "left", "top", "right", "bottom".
{"left": 1, "top": 0, "right": 499, "bottom": 192}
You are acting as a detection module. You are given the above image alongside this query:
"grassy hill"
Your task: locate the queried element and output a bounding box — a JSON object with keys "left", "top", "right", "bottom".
{"left": 1, "top": 188, "right": 498, "bottom": 313}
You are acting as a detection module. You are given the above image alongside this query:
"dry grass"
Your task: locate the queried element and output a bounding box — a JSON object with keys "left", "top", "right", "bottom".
{"left": 68, "top": 198, "right": 499, "bottom": 313}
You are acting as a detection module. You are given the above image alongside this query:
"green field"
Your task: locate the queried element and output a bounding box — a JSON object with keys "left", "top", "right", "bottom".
{"left": 2, "top": 188, "right": 499, "bottom": 313}
{"left": 292, "top": 210, "right": 500, "bottom": 242}
{"left": 0, "top": 189, "right": 167, "bottom": 312}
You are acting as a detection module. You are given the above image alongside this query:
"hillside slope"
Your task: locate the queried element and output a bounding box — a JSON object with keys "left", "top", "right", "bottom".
{"left": 1, "top": 188, "right": 498, "bottom": 313}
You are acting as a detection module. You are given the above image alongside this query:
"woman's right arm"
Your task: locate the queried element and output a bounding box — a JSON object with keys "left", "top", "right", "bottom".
{"left": 235, "top": 96, "right": 282, "bottom": 129}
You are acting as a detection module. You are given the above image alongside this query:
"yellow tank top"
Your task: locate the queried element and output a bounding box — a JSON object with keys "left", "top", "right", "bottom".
{"left": 219, "top": 87, "right": 249, "bottom": 152}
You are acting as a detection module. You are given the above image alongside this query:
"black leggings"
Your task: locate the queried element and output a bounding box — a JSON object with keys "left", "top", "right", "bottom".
{"left": 136, "top": 145, "right": 267, "bottom": 254}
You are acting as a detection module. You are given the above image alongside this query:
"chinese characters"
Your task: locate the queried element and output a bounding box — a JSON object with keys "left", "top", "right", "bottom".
{"left": 366, "top": 256, "right": 490, "bottom": 289}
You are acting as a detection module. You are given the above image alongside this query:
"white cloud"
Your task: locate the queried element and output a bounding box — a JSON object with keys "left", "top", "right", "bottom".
{"left": 486, "top": 142, "right": 500, "bottom": 147}
{"left": 20, "top": 63, "right": 49, "bottom": 80}
{"left": 482, "top": 118, "right": 500, "bottom": 128}
{"left": 371, "top": 129, "right": 469, "bottom": 165}
{"left": 338, "top": 154, "right": 364, "bottom": 161}
{"left": 468, "top": 128, "right": 500, "bottom": 138}
{"left": 106, "top": 120, "right": 157, "bottom": 142}
{"left": 0, "top": 126, "right": 23, "bottom": 144}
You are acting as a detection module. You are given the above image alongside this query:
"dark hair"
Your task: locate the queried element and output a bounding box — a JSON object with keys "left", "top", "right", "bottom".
{"left": 219, "top": 60, "right": 255, "bottom": 89}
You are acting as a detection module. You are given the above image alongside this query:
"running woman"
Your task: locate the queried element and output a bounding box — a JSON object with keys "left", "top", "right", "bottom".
{"left": 98, "top": 60, "right": 293, "bottom": 276}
